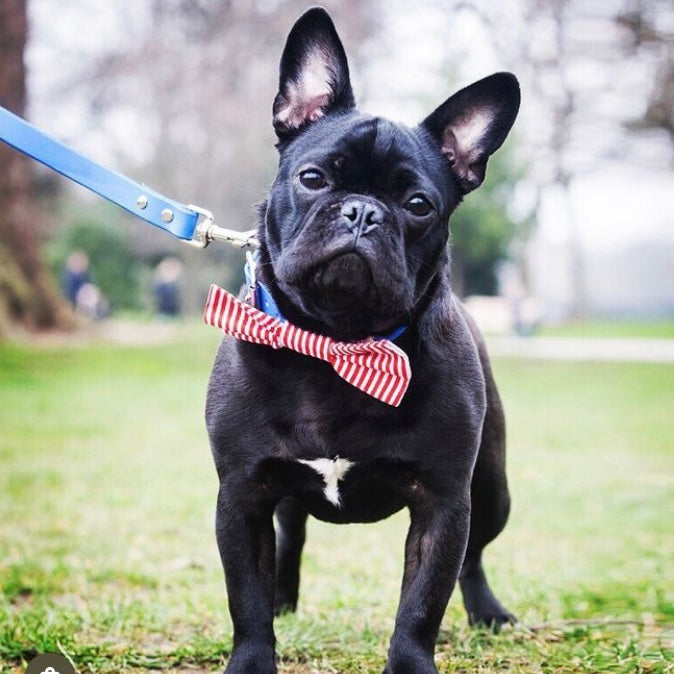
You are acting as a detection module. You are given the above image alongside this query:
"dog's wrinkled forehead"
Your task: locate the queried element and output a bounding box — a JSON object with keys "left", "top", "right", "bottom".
{"left": 335, "top": 116, "right": 409, "bottom": 161}
{"left": 281, "top": 113, "right": 454, "bottom": 202}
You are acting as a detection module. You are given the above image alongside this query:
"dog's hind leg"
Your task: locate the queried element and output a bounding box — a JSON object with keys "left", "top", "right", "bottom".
{"left": 274, "top": 496, "right": 308, "bottom": 615}
{"left": 459, "top": 333, "right": 516, "bottom": 630}
{"left": 460, "top": 551, "right": 515, "bottom": 631}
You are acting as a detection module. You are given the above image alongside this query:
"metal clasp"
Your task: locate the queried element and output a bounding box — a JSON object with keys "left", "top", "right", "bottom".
{"left": 185, "top": 204, "right": 260, "bottom": 250}
{"left": 244, "top": 250, "right": 257, "bottom": 306}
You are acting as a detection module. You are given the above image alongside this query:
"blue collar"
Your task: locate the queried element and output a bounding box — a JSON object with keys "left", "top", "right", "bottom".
{"left": 244, "top": 254, "right": 407, "bottom": 342}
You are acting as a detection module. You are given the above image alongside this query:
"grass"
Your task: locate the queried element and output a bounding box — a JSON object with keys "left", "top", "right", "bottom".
{"left": 537, "top": 319, "right": 674, "bottom": 339}
{"left": 0, "top": 324, "right": 672, "bottom": 673}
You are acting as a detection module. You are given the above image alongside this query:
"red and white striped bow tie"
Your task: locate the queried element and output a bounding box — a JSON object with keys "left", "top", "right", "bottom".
{"left": 203, "top": 284, "right": 411, "bottom": 407}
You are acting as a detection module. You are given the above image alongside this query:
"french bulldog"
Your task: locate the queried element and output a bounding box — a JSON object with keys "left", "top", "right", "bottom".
{"left": 205, "top": 7, "right": 520, "bottom": 673}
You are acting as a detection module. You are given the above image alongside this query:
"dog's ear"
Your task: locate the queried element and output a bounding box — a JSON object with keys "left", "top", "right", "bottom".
{"left": 421, "top": 73, "right": 520, "bottom": 194}
{"left": 273, "top": 7, "right": 355, "bottom": 140}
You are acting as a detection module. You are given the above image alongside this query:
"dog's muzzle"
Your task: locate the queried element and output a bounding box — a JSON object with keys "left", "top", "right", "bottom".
{"left": 309, "top": 252, "right": 378, "bottom": 309}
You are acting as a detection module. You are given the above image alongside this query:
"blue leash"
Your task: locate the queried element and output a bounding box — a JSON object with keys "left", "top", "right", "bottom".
{"left": 0, "top": 105, "right": 406, "bottom": 339}
{"left": 0, "top": 104, "right": 258, "bottom": 249}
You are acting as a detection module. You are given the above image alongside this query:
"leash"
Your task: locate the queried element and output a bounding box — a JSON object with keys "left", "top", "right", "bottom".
{"left": 1, "top": 105, "right": 412, "bottom": 402}
{"left": 0, "top": 105, "right": 259, "bottom": 250}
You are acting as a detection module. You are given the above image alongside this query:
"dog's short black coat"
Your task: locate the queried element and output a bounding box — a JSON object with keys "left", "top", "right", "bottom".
{"left": 206, "top": 8, "right": 520, "bottom": 673}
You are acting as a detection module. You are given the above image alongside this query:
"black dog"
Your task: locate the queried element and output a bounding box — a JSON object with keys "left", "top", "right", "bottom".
{"left": 206, "top": 8, "right": 520, "bottom": 673}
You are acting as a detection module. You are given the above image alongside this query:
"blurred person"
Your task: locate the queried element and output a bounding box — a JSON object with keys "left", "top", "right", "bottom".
{"left": 62, "top": 250, "right": 108, "bottom": 320}
{"left": 76, "top": 282, "right": 109, "bottom": 320}
{"left": 499, "top": 261, "right": 541, "bottom": 336}
{"left": 154, "top": 257, "right": 183, "bottom": 318}
{"left": 61, "top": 250, "right": 91, "bottom": 306}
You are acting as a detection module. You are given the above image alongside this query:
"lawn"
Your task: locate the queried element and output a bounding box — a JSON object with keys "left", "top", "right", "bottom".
{"left": 537, "top": 319, "right": 674, "bottom": 340}
{"left": 0, "top": 325, "right": 672, "bottom": 673}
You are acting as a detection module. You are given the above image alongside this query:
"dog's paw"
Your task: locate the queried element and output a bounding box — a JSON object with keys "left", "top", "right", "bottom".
{"left": 224, "top": 644, "right": 276, "bottom": 674}
{"left": 467, "top": 600, "right": 517, "bottom": 633}
{"left": 382, "top": 660, "right": 438, "bottom": 674}
{"left": 384, "top": 642, "right": 439, "bottom": 674}
{"left": 462, "top": 577, "right": 517, "bottom": 633}
{"left": 273, "top": 591, "right": 298, "bottom": 616}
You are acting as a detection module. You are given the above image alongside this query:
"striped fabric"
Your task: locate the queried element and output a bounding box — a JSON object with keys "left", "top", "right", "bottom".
{"left": 203, "top": 284, "right": 411, "bottom": 407}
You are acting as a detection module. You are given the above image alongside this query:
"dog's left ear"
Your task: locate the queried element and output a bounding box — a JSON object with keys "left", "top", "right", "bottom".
{"left": 422, "top": 72, "right": 520, "bottom": 194}
{"left": 273, "top": 7, "right": 355, "bottom": 140}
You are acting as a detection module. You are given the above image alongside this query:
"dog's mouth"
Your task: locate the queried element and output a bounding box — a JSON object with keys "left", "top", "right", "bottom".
{"left": 306, "top": 251, "right": 379, "bottom": 310}
{"left": 276, "top": 250, "right": 405, "bottom": 338}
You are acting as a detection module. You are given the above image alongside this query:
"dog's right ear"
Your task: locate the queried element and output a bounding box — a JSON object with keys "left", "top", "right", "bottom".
{"left": 273, "top": 7, "right": 355, "bottom": 140}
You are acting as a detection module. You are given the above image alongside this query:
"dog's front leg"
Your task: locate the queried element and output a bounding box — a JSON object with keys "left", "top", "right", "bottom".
{"left": 384, "top": 494, "right": 471, "bottom": 674}
{"left": 216, "top": 480, "right": 277, "bottom": 674}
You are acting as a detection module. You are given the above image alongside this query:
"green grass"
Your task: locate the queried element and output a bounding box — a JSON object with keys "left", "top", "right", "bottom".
{"left": 0, "top": 326, "right": 672, "bottom": 673}
{"left": 537, "top": 319, "right": 674, "bottom": 339}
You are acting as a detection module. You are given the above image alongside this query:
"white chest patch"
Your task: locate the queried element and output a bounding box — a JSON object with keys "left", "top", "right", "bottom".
{"left": 298, "top": 457, "right": 355, "bottom": 507}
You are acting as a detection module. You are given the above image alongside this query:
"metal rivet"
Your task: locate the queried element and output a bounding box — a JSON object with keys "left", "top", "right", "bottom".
{"left": 136, "top": 194, "right": 148, "bottom": 209}
{"left": 161, "top": 208, "right": 174, "bottom": 223}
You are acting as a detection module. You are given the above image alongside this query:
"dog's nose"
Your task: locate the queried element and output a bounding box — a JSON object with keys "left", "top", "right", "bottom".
{"left": 340, "top": 199, "right": 383, "bottom": 237}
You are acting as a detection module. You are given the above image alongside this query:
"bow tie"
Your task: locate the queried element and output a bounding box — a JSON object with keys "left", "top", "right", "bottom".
{"left": 203, "top": 284, "right": 411, "bottom": 407}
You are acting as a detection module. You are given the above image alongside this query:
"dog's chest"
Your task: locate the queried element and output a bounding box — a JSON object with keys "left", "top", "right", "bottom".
{"left": 296, "top": 456, "right": 354, "bottom": 507}
{"left": 267, "top": 400, "right": 408, "bottom": 521}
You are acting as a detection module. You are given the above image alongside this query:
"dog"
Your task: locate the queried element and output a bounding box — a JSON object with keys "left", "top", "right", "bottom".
{"left": 205, "top": 7, "right": 520, "bottom": 673}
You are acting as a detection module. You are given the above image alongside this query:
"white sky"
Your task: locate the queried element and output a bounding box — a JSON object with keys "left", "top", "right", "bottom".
{"left": 24, "top": 0, "right": 674, "bottom": 257}
{"left": 360, "top": 1, "right": 674, "bottom": 254}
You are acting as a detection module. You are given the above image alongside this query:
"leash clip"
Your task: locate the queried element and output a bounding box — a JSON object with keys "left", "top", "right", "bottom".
{"left": 244, "top": 251, "right": 257, "bottom": 307}
{"left": 186, "top": 204, "right": 260, "bottom": 250}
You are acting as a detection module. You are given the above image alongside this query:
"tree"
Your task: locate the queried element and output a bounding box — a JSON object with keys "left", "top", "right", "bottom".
{"left": 618, "top": 2, "right": 674, "bottom": 156}
{"left": 450, "top": 144, "right": 531, "bottom": 297}
{"left": 0, "top": 0, "right": 72, "bottom": 335}
{"left": 452, "top": 0, "right": 674, "bottom": 318}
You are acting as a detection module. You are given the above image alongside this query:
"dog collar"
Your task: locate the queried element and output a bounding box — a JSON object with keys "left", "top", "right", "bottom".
{"left": 244, "top": 253, "right": 407, "bottom": 342}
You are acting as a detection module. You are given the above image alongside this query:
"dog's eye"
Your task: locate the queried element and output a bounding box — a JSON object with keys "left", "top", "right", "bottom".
{"left": 405, "top": 194, "right": 434, "bottom": 217}
{"left": 299, "top": 169, "right": 328, "bottom": 190}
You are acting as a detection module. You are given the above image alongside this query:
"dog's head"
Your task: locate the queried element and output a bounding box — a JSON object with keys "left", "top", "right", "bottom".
{"left": 259, "top": 8, "right": 519, "bottom": 341}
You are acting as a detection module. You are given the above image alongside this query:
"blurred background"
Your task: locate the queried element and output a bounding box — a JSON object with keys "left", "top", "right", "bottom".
{"left": 0, "top": 0, "right": 673, "bottom": 335}
{"left": 1, "top": 4, "right": 673, "bottom": 671}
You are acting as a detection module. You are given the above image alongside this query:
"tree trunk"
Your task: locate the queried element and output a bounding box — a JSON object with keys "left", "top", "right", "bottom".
{"left": 0, "top": 0, "right": 72, "bottom": 336}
